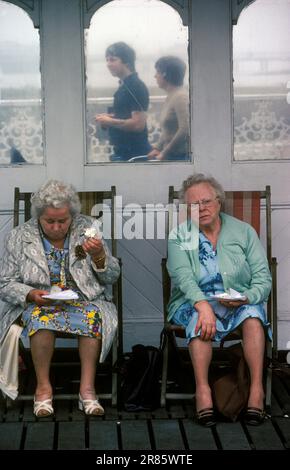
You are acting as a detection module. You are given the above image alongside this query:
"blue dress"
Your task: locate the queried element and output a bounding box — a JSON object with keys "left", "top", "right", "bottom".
{"left": 172, "top": 232, "right": 271, "bottom": 343}
{"left": 21, "top": 236, "right": 102, "bottom": 339}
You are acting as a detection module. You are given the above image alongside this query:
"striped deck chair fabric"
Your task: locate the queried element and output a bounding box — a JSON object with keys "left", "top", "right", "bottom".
{"left": 223, "top": 191, "right": 261, "bottom": 235}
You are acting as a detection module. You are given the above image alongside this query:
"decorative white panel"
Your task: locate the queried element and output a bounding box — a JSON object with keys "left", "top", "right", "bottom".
{"left": 234, "top": 100, "right": 290, "bottom": 161}
{"left": 0, "top": 103, "right": 43, "bottom": 165}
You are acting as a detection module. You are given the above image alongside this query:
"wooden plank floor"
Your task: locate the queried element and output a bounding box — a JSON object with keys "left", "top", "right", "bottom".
{"left": 1, "top": 366, "right": 290, "bottom": 451}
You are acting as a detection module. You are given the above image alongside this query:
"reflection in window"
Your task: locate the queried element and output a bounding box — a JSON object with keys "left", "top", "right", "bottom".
{"left": 233, "top": 0, "right": 290, "bottom": 161}
{"left": 85, "top": 0, "right": 190, "bottom": 163}
{"left": 0, "top": 1, "right": 43, "bottom": 165}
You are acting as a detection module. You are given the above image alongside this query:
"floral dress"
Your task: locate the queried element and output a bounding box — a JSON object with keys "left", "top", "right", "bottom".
{"left": 172, "top": 232, "right": 271, "bottom": 343}
{"left": 21, "top": 236, "right": 102, "bottom": 339}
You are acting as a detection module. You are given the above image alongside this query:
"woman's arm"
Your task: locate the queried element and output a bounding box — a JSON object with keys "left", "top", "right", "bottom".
{"left": 83, "top": 238, "right": 120, "bottom": 285}
{"left": 159, "top": 92, "right": 189, "bottom": 159}
{"left": 167, "top": 229, "right": 206, "bottom": 306}
{"left": 0, "top": 230, "right": 38, "bottom": 307}
{"left": 242, "top": 225, "right": 272, "bottom": 304}
{"left": 96, "top": 111, "right": 147, "bottom": 132}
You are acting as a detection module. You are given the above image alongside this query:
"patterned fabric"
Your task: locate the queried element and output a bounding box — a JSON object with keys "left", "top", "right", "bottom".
{"left": 172, "top": 232, "right": 272, "bottom": 343}
{"left": 223, "top": 191, "right": 261, "bottom": 234}
{"left": 21, "top": 236, "right": 102, "bottom": 339}
{"left": 0, "top": 215, "right": 120, "bottom": 362}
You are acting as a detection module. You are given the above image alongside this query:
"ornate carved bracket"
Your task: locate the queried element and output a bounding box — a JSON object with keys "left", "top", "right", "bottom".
{"left": 231, "top": 0, "right": 256, "bottom": 25}
{"left": 83, "top": 0, "right": 189, "bottom": 28}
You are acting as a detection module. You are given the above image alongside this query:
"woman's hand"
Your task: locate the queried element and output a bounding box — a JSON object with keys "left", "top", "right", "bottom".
{"left": 194, "top": 300, "right": 217, "bottom": 341}
{"left": 26, "top": 289, "right": 51, "bottom": 306}
{"left": 82, "top": 237, "right": 105, "bottom": 262}
{"left": 147, "top": 148, "right": 160, "bottom": 160}
{"left": 95, "top": 113, "right": 114, "bottom": 129}
{"left": 155, "top": 151, "right": 165, "bottom": 161}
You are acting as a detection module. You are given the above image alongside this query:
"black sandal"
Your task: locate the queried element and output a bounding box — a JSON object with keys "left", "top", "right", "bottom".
{"left": 196, "top": 407, "right": 216, "bottom": 427}
{"left": 244, "top": 407, "right": 265, "bottom": 426}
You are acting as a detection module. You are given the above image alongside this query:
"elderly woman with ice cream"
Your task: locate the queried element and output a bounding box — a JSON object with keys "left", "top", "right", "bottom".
{"left": 0, "top": 180, "right": 120, "bottom": 417}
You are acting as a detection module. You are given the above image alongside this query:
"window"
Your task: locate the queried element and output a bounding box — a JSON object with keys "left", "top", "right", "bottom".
{"left": 0, "top": 0, "right": 43, "bottom": 165}
{"left": 233, "top": 0, "right": 290, "bottom": 161}
{"left": 85, "top": 0, "right": 190, "bottom": 163}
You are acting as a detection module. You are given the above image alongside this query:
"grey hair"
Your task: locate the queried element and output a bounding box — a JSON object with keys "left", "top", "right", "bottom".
{"left": 30, "top": 180, "right": 81, "bottom": 218}
{"left": 179, "top": 173, "right": 225, "bottom": 204}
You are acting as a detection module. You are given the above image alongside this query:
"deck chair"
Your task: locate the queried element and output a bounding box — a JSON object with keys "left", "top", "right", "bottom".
{"left": 160, "top": 185, "right": 277, "bottom": 412}
{"left": 12, "top": 186, "right": 123, "bottom": 406}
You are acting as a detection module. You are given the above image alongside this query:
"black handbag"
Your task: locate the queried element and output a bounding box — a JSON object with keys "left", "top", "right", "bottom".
{"left": 120, "top": 344, "right": 162, "bottom": 411}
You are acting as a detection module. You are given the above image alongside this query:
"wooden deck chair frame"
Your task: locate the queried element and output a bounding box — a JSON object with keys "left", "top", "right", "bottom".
{"left": 160, "top": 185, "right": 277, "bottom": 412}
{"left": 13, "top": 186, "right": 123, "bottom": 407}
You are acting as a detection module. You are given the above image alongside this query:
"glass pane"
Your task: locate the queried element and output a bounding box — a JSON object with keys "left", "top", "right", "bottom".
{"left": 233, "top": 0, "right": 290, "bottom": 161}
{"left": 85, "top": 0, "right": 190, "bottom": 163}
{"left": 0, "top": 0, "right": 43, "bottom": 165}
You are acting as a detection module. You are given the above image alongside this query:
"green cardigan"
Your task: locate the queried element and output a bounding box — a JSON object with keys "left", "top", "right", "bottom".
{"left": 166, "top": 212, "right": 272, "bottom": 321}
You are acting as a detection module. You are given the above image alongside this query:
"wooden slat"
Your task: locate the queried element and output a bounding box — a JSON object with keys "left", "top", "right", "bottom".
{"left": 4, "top": 401, "right": 23, "bottom": 422}
{"left": 274, "top": 417, "right": 290, "bottom": 449}
{"left": 132, "top": 410, "right": 154, "bottom": 420}
{"left": 119, "top": 410, "right": 141, "bottom": 421}
{"left": 152, "top": 419, "right": 185, "bottom": 450}
{"left": 121, "top": 420, "right": 151, "bottom": 450}
{"left": 102, "top": 406, "right": 119, "bottom": 420}
{"left": 54, "top": 399, "right": 71, "bottom": 421}
{"left": 0, "top": 423, "right": 23, "bottom": 450}
{"left": 0, "top": 399, "right": 6, "bottom": 421}
{"left": 58, "top": 421, "right": 86, "bottom": 450}
{"left": 183, "top": 419, "right": 217, "bottom": 450}
{"left": 184, "top": 403, "right": 195, "bottom": 419}
{"left": 152, "top": 407, "right": 170, "bottom": 419}
{"left": 24, "top": 422, "right": 55, "bottom": 450}
{"left": 22, "top": 401, "right": 38, "bottom": 422}
{"left": 90, "top": 420, "right": 118, "bottom": 450}
{"left": 71, "top": 401, "right": 87, "bottom": 421}
{"left": 273, "top": 375, "right": 290, "bottom": 415}
{"left": 270, "top": 393, "right": 284, "bottom": 416}
{"left": 215, "top": 422, "right": 251, "bottom": 450}
{"left": 168, "top": 404, "right": 187, "bottom": 419}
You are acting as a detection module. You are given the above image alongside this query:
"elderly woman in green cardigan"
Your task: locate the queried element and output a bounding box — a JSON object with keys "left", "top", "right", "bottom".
{"left": 167, "top": 174, "right": 272, "bottom": 427}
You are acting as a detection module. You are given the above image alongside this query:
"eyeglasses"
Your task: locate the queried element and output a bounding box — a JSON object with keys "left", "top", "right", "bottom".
{"left": 190, "top": 197, "right": 219, "bottom": 208}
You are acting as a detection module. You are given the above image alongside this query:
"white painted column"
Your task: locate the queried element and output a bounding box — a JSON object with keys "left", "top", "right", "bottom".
{"left": 41, "top": 0, "right": 85, "bottom": 187}
{"left": 190, "top": 0, "right": 233, "bottom": 184}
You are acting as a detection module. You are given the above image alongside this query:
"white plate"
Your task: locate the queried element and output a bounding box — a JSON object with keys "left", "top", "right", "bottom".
{"left": 42, "top": 290, "right": 79, "bottom": 300}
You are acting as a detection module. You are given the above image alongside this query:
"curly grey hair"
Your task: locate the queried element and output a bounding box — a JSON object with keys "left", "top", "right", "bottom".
{"left": 179, "top": 173, "right": 225, "bottom": 204}
{"left": 30, "top": 180, "right": 81, "bottom": 218}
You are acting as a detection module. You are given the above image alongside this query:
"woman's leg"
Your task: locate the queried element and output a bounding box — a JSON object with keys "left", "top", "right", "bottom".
{"left": 189, "top": 337, "right": 213, "bottom": 411}
{"left": 242, "top": 317, "right": 265, "bottom": 409}
{"left": 30, "top": 329, "right": 55, "bottom": 400}
{"left": 78, "top": 336, "right": 101, "bottom": 399}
